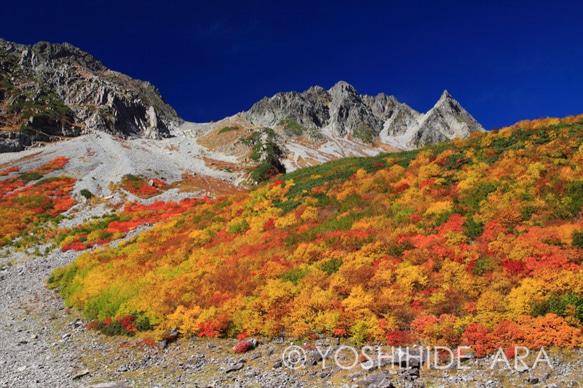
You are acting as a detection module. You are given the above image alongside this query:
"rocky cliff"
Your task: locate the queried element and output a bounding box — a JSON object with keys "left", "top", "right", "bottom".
{"left": 0, "top": 39, "right": 182, "bottom": 152}
{"left": 245, "top": 81, "right": 484, "bottom": 148}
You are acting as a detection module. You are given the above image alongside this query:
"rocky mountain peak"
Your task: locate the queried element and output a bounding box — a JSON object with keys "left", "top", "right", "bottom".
{"left": 28, "top": 41, "right": 105, "bottom": 71}
{"left": 327, "top": 81, "right": 381, "bottom": 137}
{"left": 362, "top": 93, "right": 399, "bottom": 120}
{"left": 244, "top": 82, "right": 484, "bottom": 147}
{"left": 439, "top": 89, "right": 451, "bottom": 99}
{"left": 328, "top": 80, "right": 358, "bottom": 97}
{"left": 0, "top": 38, "right": 182, "bottom": 151}
{"left": 430, "top": 90, "right": 470, "bottom": 116}
{"left": 408, "top": 91, "right": 484, "bottom": 147}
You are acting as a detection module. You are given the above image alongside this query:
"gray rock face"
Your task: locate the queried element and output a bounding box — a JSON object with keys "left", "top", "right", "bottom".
{"left": 328, "top": 81, "right": 384, "bottom": 137}
{"left": 0, "top": 38, "right": 182, "bottom": 151}
{"left": 382, "top": 103, "right": 421, "bottom": 137}
{"left": 245, "top": 86, "right": 331, "bottom": 129}
{"left": 410, "top": 90, "right": 485, "bottom": 147}
{"left": 0, "top": 131, "right": 29, "bottom": 152}
{"left": 245, "top": 81, "right": 484, "bottom": 148}
{"left": 362, "top": 93, "right": 399, "bottom": 120}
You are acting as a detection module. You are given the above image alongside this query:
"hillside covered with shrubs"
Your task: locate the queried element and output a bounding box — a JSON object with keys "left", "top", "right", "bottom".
{"left": 49, "top": 114, "right": 583, "bottom": 354}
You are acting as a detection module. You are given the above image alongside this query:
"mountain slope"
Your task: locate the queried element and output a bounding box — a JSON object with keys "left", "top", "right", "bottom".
{"left": 50, "top": 114, "right": 583, "bottom": 352}
{"left": 0, "top": 38, "right": 182, "bottom": 151}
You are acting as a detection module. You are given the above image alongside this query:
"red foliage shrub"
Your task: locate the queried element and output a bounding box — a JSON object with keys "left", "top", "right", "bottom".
{"left": 237, "top": 330, "right": 248, "bottom": 341}
{"left": 334, "top": 328, "right": 347, "bottom": 337}
{"left": 263, "top": 218, "right": 275, "bottom": 230}
{"left": 61, "top": 241, "right": 87, "bottom": 252}
{"left": 136, "top": 337, "right": 157, "bottom": 349}
{"left": 386, "top": 329, "right": 413, "bottom": 346}
{"left": 197, "top": 321, "right": 218, "bottom": 338}
{"left": 270, "top": 180, "right": 284, "bottom": 189}
{"left": 501, "top": 259, "right": 525, "bottom": 276}
{"left": 0, "top": 167, "right": 19, "bottom": 176}
{"left": 462, "top": 323, "right": 495, "bottom": 357}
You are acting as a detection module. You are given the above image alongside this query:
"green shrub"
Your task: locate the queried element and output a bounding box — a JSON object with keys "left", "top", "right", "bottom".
{"left": 320, "top": 257, "right": 343, "bottom": 274}
{"left": 472, "top": 257, "right": 495, "bottom": 275}
{"left": 281, "top": 267, "right": 308, "bottom": 285}
{"left": 388, "top": 241, "right": 415, "bottom": 257}
{"left": 80, "top": 189, "right": 93, "bottom": 200}
{"left": 136, "top": 315, "right": 153, "bottom": 331}
{"left": 250, "top": 159, "right": 286, "bottom": 183}
{"left": 227, "top": 219, "right": 249, "bottom": 234}
{"left": 353, "top": 124, "right": 376, "bottom": 143}
{"left": 279, "top": 118, "right": 305, "bottom": 137}
{"left": 459, "top": 182, "right": 497, "bottom": 210}
{"left": 218, "top": 125, "right": 239, "bottom": 134}
{"left": 122, "top": 174, "right": 142, "bottom": 182}
{"left": 34, "top": 176, "right": 62, "bottom": 186}
{"left": 573, "top": 230, "right": 583, "bottom": 249}
{"left": 463, "top": 216, "right": 484, "bottom": 239}
{"left": 567, "top": 181, "right": 583, "bottom": 216}
{"left": 19, "top": 171, "right": 43, "bottom": 182}
{"left": 240, "top": 131, "right": 261, "bottom": 146}
{"left": 532, "top": 293, "right": 583, "bottom": 323}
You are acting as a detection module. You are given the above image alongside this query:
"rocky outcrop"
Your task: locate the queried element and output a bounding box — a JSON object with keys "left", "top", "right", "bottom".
{"left": 382, "top": 103, "right": 421, "bottom": 137}
{"left": 244, "top": 86, "right": 331, "bottom": 129}
{"left": 327, "top": 81, "right": 384, "bottom": 137}
{"left": 410, "top": 90, "right": 484, "bottom": 146}
{"left": 0, "top": 38, "right": 182, "bottom": 151}
{"left": 0, "top": 131, "right": 28, "bottom": 152}
{"left": 245, "top": 81, "right": 484, "bottom": 148}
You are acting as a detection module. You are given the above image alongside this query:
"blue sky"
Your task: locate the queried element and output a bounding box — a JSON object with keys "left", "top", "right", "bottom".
{"left": 1, "top": 0, "right": 582, "bottom": 129}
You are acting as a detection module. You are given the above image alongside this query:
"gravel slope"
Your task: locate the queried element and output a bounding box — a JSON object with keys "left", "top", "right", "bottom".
{"left": 0, "top": 127, "right": 244, "bottom": 203}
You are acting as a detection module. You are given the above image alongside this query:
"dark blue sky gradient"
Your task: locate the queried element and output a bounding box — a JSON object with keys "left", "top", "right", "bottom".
{"left": 1, "top": 0, "right": 582, "bottom": 129}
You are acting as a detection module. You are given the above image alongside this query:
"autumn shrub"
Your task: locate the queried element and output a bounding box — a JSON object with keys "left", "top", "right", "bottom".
{"left": 118, "top": 174, "right": 163, "bottom": 198}
{"left": 0, "top": 167, "right": 19, "bottom": 176}
{"left": 386, "top": 329, "right": 413, "bottom": 346}
{"left": 462, "top": 323, "right": 495, "bottom": 357}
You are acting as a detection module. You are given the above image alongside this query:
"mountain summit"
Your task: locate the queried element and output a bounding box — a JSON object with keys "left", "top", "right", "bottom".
{"left": 0, "top": 38, "right": 182, "bottom": 151}
{"left": 244, "top": 81, "right": 484, "bottom": 149}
